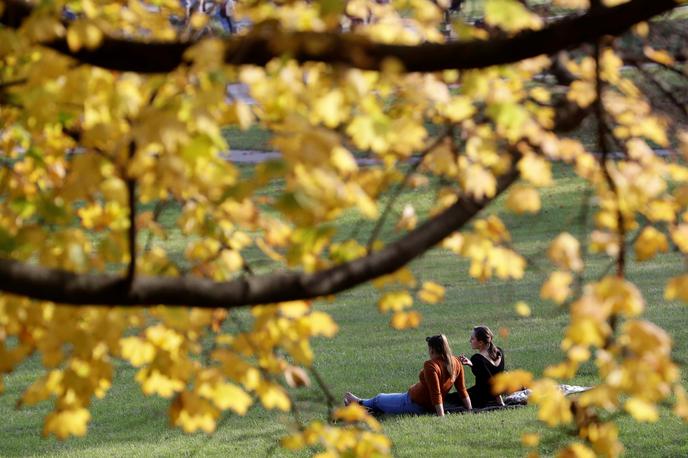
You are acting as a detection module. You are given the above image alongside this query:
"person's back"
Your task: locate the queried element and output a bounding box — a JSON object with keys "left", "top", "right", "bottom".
{"left": 408, "top": 355, "right": 467, "bottom": 411}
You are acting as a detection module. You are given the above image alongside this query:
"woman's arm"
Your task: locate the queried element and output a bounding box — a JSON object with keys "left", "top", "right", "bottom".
{"left": 421, "top": 362, "right": 444, "bottom": 416}
{"left": 434, "top": 403, "right": 445, "bottom": 417}
{"left": 462, "top": 395, "right": 472, "bottom": 410}
{"left": 453, "top": 361, "right": 471, "bottom": 411}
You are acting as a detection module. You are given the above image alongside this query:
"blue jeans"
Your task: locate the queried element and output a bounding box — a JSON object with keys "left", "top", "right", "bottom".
{"left": 361, "top": 392, "right": 427, "bottom": 414}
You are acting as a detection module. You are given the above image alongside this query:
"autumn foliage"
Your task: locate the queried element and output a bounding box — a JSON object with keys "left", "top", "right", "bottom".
{"left": 1, "top": 0, "right": 688, "bottom": 456}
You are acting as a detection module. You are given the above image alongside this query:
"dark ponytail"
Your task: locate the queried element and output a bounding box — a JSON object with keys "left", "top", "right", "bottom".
{"left": 473, "top": 325, "right": 500, "bottom": 361}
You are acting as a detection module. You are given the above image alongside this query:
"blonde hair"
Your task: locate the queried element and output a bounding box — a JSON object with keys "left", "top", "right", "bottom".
{"left": 426, "top": 334, "right": 456, "bottom": 375}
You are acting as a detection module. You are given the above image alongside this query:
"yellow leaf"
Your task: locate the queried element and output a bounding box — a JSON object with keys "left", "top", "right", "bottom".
{"left": 169, "top": 391, "right": 219, "bottom": 433}
{"left": 623, "top": 320, "right": 672, "bottom": 356}
{"left": 643, "top": 46, "right": 675, "bottom": 66}
{"left": 417, "top": 282, "right": 445, "bottom": 304}
{"left": 506, "top": 185, "right": 541, "bottom": 214}
{"left": 304, "top": 311, "right": 338, "bottom": 337}
{"left": 633, "top": 21, "right": 649, "bottom": 38}
{"left": 443, "top": 96, "right": 476, "bottom": 122}
{"left": 66, "top": 20, "right": 103, "bottom": 52}
{"left": 372, "top": 267, "right": 417, "bottom": 289}
{"left": 594, "top": 276, "right": 644, "bottom": 317}
{"left": 491, "top": 369, "right": 533, "bottom": 394}
{"left": 199, "top": 382, "right": 252, "bottom": 414}
{"left": 515, "top": 301, "right": 531, "bottom": 317}
{"left": 256, "top": 381, "right": 291, "bottom": 411}
{"left": 541, "top": 271, "right": 573, "bottom": 304}
{"left": 530, "top": 379, "right": 573, "bottom": 426}
{"left": 556, "top": 443, "right": 596, "bottom": 458}
{"left": 634, "top": 226, "right": 668, "bottom": 261}
{"left": 119, "top": 336, "right": 156, "bottom": 367}
{"left": 589, "top": 230, "right": 620, "bottom": 257}
{"left": 281, "top": 433, "right": 306, "bottom": 451}
{"left": 474, "top": 215, "right": 511, "bottom": 243}
{"left": 548, "top": 233, "right": 583, "bottom": 272}
{"left": 43, "top": 408, "right": 91, "bottom": 439}
{"left": 20, "top": 370, "right": 63, "bottom": 407}
{"left": 665, "top": 274, "right": 688, "bottom": 302}
{"left": 135, "top": 368, "right": 185, "bottom": 398}
{"left": 625, "top": 397, "right": 659, "bottom": 422}
{"left": 189, "top": 12, "right": 209, "bottom": 28}
{"left": 313, "top": 89, "right": 346, "bottom": 128}
{"left": 331, "top": 146, "right": 358, "bottom": 174}
{"left": 567, "top": 80, "right": 596, "bottom": 108}
{"left": 334, "top": 403, "right": 373, "bottom": 423}
{"left": 521, "top": 432, "right": 540, "bottom": 447}
{"left": 390, "top": 311, "right": 421, "bottom": 330}
{"left": 544, "top": 360, "right": 578, "bottom": 379}
{"left": 554, "top": 0, "right": 589, "bottom": 7}
{"left": 487, "top": 102, "right": 529, "bottom": 141}
{"left": 278, "top": 301, "right": 310, "bottom": 319}
{"left": 463, "top": 164, "right": 496, "bottom": 199}
{"left": 603, "top": 0, "right": 630, "bottom": 6}
{"left": 645, "top": 199, "right": 677, "bottom": 223}
{"left": 519, "top": 154, "right": 553, "bottom": 187}
{"left": 566, "top": 345, "right": 591, "bottom": 363}
{"left": 334, "top": 404, "right": 382, "bottom": 431}
{"left": 442, "top": 232, "right": 464, "bottom": 254}
{"left": 484, "top": 0, "right": 542, "bottom": 32}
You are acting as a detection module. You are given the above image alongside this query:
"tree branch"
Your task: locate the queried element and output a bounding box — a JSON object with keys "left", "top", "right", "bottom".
{"left": 634, "top": 63, "right": 688, "bottom": 119}
{"left": 126, "top": 141, "right": 137, "bottom": 285}
{"left": 0, "top": 167, "right": 518, "bottom": 308}
{"left": 0, "top": 0, "right": 679, "bottom": 74}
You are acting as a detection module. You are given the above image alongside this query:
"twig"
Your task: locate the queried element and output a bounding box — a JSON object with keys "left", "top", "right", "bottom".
{"left": 626, "top": 56, "right": 688, "bottom": 82}
{"left": 593, "top": 41, "right": 625, "bottom": 279}
{"left": 366, "top": 127, "right": 452, "bottom": 253}
{"left": 125, "top": 141, "right": 137, "bottom": 286}
{"left": 574, "top": 186, "right": 592, "bottom": 298}
{"left": 143, "top": 200, "right": 169, "bottom": 253}
{"left": 0, "top": 78, "right": 27, "bottom": 90}
{"left": 633, "top": 63, "right": 688, "bottom": 119}
{"left": 229, "top": 313, "right": 305, "bottom": 429}
{"left": 310, "top": 366, "right": 337, "bottom": 418}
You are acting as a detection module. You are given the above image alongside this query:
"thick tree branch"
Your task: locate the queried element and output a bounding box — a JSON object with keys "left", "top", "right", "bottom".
{"left": 0, "top": 168, "right": 518, "bottom": 308}
{"left": 0, "top": 0, "right": 679, "bottom": 74}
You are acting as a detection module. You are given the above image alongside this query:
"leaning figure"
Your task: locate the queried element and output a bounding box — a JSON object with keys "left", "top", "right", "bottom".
{"left": 454, "top": 325, "right": 506, "bottom": 409}
{"left": 344, "top": 334, "right": 472, "bottom": 416}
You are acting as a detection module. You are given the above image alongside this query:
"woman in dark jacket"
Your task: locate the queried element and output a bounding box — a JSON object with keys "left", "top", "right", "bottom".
{"left": 458, "top": 325, "right": 505, "bottom": 408}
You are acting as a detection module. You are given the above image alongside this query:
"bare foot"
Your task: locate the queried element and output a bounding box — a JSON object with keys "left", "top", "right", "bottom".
{"left": 344, "top": 392, "right": 362, "bottom": 406}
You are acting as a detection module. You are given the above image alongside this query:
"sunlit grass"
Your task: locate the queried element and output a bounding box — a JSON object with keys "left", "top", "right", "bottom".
{"left": 1, "top": 165, "right": 687, "bottom": 457}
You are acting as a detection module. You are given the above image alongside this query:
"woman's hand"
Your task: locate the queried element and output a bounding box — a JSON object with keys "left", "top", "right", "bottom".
{"left": 459, "top": 354, "right": 472, "bottom": 366}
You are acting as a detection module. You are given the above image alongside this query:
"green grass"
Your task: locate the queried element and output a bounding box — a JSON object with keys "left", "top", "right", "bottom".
{"left": 223, "top": 125, "right": 273, "bottom": 151}
{"left": 1, "top": 165, "right": 687, "bottom": 457}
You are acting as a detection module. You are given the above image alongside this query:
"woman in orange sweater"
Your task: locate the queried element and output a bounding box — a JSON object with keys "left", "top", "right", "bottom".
{"left": 344, "top": 334, "right": 472, "bottom": 416}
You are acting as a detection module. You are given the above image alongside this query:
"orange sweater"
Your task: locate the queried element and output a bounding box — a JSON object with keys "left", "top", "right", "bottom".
{"left": 408, "top": 355, "right": 468, "bottom": 410}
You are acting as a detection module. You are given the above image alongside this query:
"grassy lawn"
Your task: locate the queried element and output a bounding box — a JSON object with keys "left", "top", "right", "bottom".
{"left": 1, "top": 164, "right": 687, "bottom": 457}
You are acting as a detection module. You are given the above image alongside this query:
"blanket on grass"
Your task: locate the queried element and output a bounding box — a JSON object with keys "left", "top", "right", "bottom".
{"left": 443, "top": 384, "right": 591, "bottom": 414}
